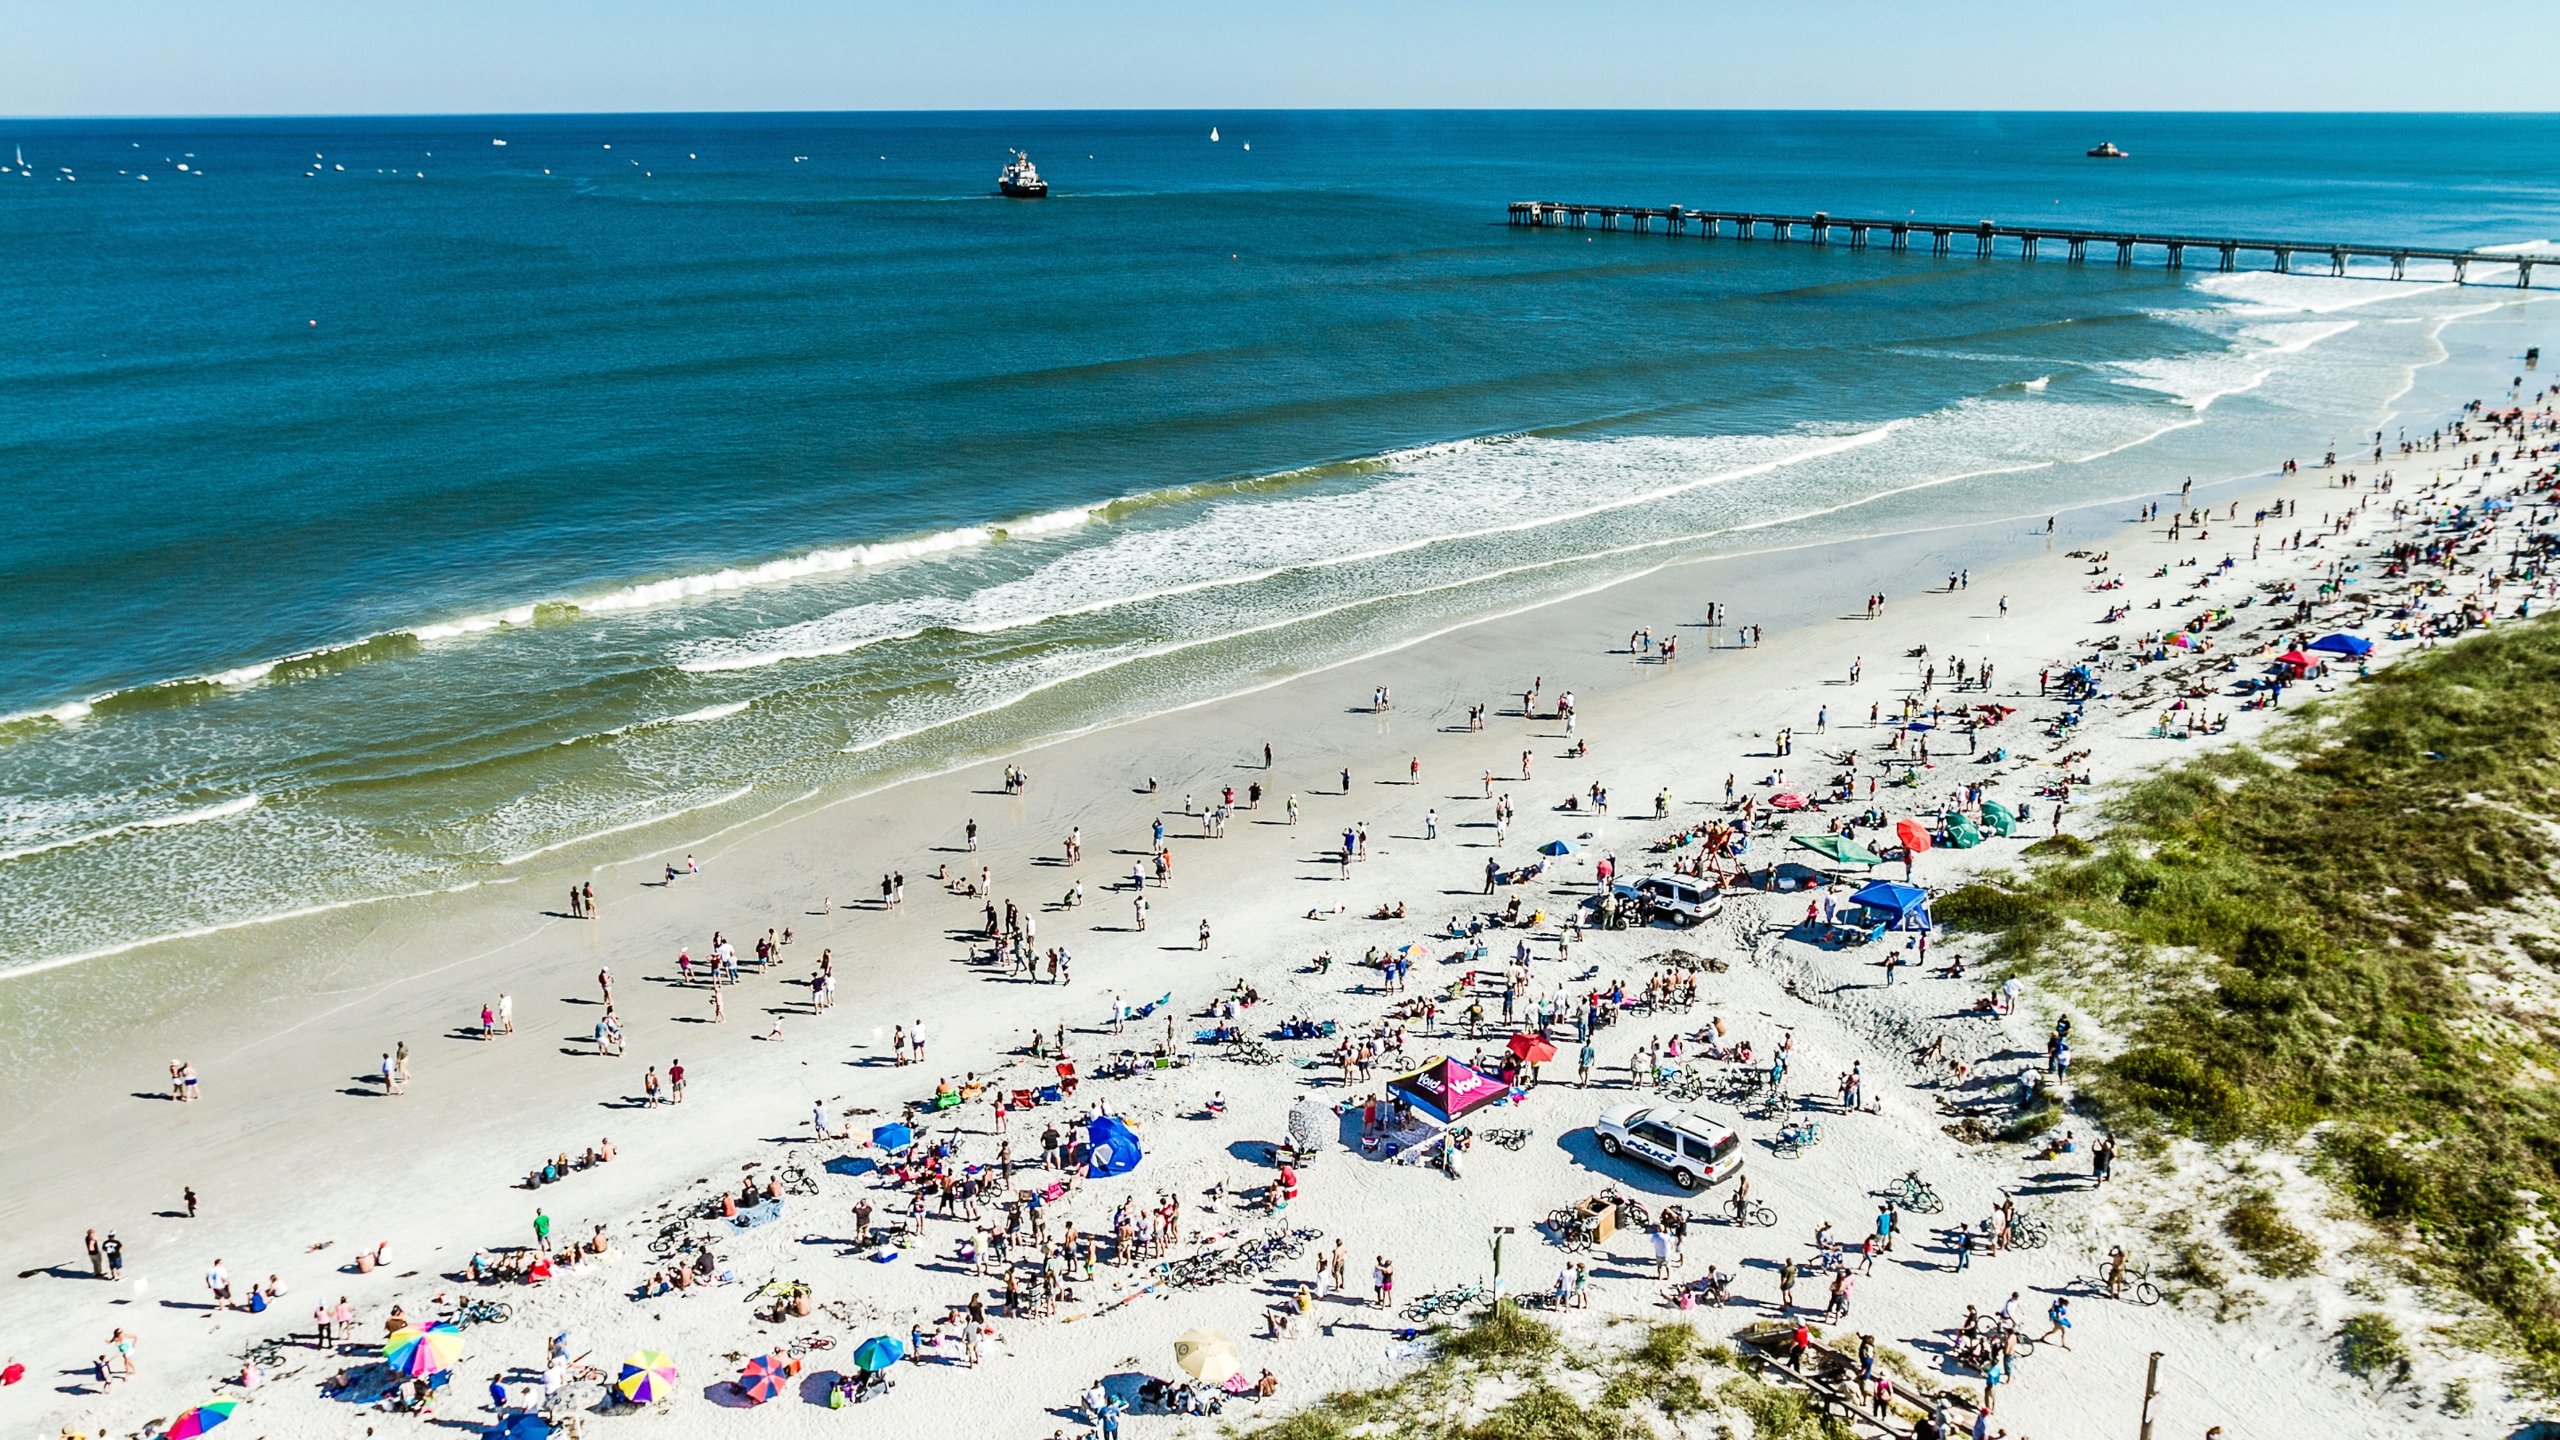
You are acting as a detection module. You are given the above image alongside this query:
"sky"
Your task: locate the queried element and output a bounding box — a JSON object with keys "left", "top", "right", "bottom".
{"left": 11, "top": 0, "right": 2558, "bottom": 117}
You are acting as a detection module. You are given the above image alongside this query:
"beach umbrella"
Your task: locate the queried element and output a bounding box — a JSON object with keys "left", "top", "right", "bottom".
{"left": 736, "top": 1353, "right": 791, "bottom": 1404}
{"left": 2166, "top": 632, "right": 2194, "bottom": 648}
{"left": 1087, "top": 1114, "right": 1144, "bottom": 1177}
{"left": 869, "top": 1122, "right": 914, "bottom": 1150}
{"left": 164, "top": 1402, "right": 237, "bottom": 1439}
{"left": 1767, "top": 792, "right": 1808, "bottom": 812}
{"left": 1791, "top": 834, "right": 1882, "bottom": 867}
{"left": 384, "top": 1323, "right": 466, "bottom": 1378}
{"left": 615, "top": 1351, "right": 679, "bottom": 1405}
{"left": 1507, "top": 1032, "right": 1557, "bottom": 1064}
{"left": 1904, "top": 721, "right": 1934, "bottom": 732}
{"left": 1391, "top": 942, "right": 1431, "bottom": 962}
{"left": 2307, "top": 632, "right": 2374, "bottom": 657}
{"left": 851, "top": 1336, "right": 906, "bottom": 1373}
{"left": 1980, "top": 801, "right": 2016, "bottom": 837}
{"left": 1895, "top": 819, "right": 1933, "bottom": 855}
{"left": 1536, "top": 839, "right": 1577, "bottom": 856}
{"left": 1173, "top": 1329, "right": 1243, "bottom": 1385}
{"left": 1943, "top": 813, "right": 1984, "bottom": 849}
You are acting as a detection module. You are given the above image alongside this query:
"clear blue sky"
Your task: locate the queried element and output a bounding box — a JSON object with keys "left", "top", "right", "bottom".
{"left": 15, "top": 0, "right": 2557, "bottom": 117}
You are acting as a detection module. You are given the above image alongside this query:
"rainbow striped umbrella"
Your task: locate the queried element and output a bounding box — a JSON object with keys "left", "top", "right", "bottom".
{"left": 384, "top": 1323, "right": 466, "bottom": 1378}
{"left": 616, "top": 1350, "right": 679, "bottom": 1404}
{"left": 165, "top": 1402, "right": 238, "bottom": 1439}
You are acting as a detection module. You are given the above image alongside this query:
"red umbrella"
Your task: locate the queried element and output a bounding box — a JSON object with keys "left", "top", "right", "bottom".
{"left": 737, "top": 1353, "right": 794, "bottom": 1404}
{"left": 1767, "top": 792, "right": 1808, "bottom": 812}
{"left": 1895, "top": 819, "right": 1933, "bottom": 855}
{"left": 1507, "top": 1033, "right": 1557, "bottom": 1064}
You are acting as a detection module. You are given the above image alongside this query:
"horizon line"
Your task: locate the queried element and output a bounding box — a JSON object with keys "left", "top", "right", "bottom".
{"left": 9, "top": 105, "right": 2559, "bottom": 124}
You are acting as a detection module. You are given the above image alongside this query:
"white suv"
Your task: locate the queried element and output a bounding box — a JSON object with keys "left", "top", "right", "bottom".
{"left": 1594, "top": 1103, "right": 1744, "bottom": 1191}
{"left": 1634, "top": 875, "right": 1722, "bottom": 927}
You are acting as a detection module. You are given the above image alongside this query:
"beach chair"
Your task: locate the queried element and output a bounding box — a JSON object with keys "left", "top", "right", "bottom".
{"left": 1009, "top": 1087, "right": 1036, "bottom": 1111}
{"left": 1056, "top": 1062, "right": 1079, "bottom": 1097}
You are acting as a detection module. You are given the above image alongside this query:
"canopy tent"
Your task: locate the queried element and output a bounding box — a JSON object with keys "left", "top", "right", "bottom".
{"left": 1980, "top": 800, "right": 2017, "bottom": 837}
{"left": 1386, "top": 1056, "right": 1509, "bottom": 1126}
{"left": 1942, "top": 812, "right": 1984, "bottom": 849}
{"left": 1087, "top": 1115, "right": 1144, "bottom": 1177}
{"left": 1791, "top": 834, "right": 1882, "bottom": 867}
{"left": 2306, "top": 632, "right": 2374, "bottom": 657}
{"left": 1847, "top": 880, "right": 1933, "bottom": 931}
{"left": 2274, "top": 650, "right": 2314, "bottom": 670}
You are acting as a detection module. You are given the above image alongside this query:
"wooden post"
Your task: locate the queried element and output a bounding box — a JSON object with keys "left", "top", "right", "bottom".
{"left": 2138, "top": 1351, "right": 2162, "bottom": 1440}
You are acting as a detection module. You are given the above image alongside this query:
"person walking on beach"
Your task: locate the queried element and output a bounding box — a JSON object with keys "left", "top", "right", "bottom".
{"left": 86, "top": 1229, "right": 104, "bottom": 1279}
{"left": 643, "top": 1066, "right": 662, "bottom": 1107}
{"left": 669, "top": 1059, "right": 687, "bottom": 1101}
{"left": 102, "top": 1233, "right": 124, "bottom": 1280}
{"left": 533, "top": 1209, "right": 552, "bottom": 1256}
{"left": 379, "top": 1052, "right": 401, "bottom": 1097}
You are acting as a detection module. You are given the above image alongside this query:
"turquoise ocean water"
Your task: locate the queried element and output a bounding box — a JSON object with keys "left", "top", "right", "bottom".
{"left": 2, "top": 111, "right": 2553, "bottom": 970}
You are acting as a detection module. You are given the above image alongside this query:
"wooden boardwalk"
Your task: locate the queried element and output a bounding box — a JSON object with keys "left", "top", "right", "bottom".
{"left": 1506, "top": 202, "right": 2547, "bottom": 288}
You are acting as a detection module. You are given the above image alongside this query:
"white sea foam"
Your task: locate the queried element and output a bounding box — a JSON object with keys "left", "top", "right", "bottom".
{"left": 0, "top": 793, "right": 260, "bottom": 865}
{"left": 562, "top": 699, "right": 754, "bottom": 743}
{"left": 411, "top": 603, "right": 539, "bottom": 641}
{"left": 575, "top": 528, "right": 993, "bottom": 615}
{"left": 996, "top": 506, "right": 1094, "bottom": 538}
{"left": 679, "top": 426, "right": 1897, "bottom": 675}
{"left": 497, "top": 784, "right": 757, "bottom": 865}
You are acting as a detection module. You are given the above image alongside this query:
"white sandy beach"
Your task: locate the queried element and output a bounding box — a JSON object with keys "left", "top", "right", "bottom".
{"left": 2, "top": 304, "right": 2553, "bottom": 1440}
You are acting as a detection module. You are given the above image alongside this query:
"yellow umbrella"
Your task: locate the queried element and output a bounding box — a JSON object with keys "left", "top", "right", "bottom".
{"left": 616, "top": 1350, "right": 679, "bottom": 1404}
{"left": 1173, "top": 1328, "right": 1241, "bottom": 1385}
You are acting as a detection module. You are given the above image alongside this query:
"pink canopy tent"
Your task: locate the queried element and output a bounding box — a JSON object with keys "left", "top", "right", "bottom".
{"left": 1386, "top": 1056, "right": 1510, "bottom": 1125}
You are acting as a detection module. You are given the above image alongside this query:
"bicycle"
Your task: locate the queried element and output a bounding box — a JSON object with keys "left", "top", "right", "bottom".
{"left": 1724, "top": 1199, "right": 1777, "bottom": 1229}
{"left": 1479, "top": 1128, "right": 1531, "bottom": 1151}
{"left": 1399, "top": 1281, "right": 1486, "bottom": 1321}
{"left": 778, "top": 1164, "right": 818, "bottom": 1197}
{"left": 2079, "top": 1264, "right": 2162, "bottom": 1306}
{"left": 785, "top": 1333, "right": 837, "bottom": 1357}
{"left": 451, "top": 1297, "right": 513, "bottom": 1326}
{"left": 241, "top": 1339, "right": 291, "bottom": 1369}
{"left": 1771, "top": 1120, "right": 1823, "bottom": 1157}
{"left": 1890, "top": 1169, "right": 1944, "bottom": 1214}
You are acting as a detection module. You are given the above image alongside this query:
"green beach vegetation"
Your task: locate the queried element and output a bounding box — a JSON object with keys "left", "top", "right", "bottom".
{"left": 1934, "top": 615, "right": 2560, "bottom": 1381}
{"left": 1235, "top": 1306, "right": 1852, "bottom": 1440}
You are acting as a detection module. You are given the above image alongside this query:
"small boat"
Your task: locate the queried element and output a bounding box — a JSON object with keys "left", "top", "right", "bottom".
{"left": 2086, "top": 142, "right": 2129, "bottom": 159}
{"left": 1209, "top": 126, "right": 1219, "bottom": 142}
{"left": 998, "top": 149, "right": 1048, "bottom": 199}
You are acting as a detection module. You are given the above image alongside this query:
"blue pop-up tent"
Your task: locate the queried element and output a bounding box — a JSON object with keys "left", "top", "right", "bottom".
{"left": 1847, "top": 880, "right": 1934, "bottom": 932}
{"left": 2305, "top": 632, "right": 2374, "bottom": 658}
{"left": 1087, "top": 1116, "right": 1144, "bottom": 1177}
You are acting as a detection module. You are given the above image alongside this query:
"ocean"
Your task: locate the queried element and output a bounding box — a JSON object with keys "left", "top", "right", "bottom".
{"left": 2, "top": 110, "right": 2553, "bottom": 971}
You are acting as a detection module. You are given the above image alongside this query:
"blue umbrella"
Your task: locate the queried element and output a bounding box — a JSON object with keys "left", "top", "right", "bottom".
{"left": 1904, "top": 721, "right": 1935, "bottom": 732}
{"left": 870, "top": 1123, "right": 914, "bottom": 1150}
{"left": 851, "top": 1336, "right": 906, "bottom": 1372}
{"left": 1536, "top": 839, "right": 1577, "bottom": 856}
{"left": 1087, "top": 1115, "right": 1145, "bottom": 1176}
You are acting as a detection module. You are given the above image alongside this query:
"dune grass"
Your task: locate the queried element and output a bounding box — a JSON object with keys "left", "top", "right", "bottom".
{"left": 1933, "top": 616, "right": 2560, "bottom": 1381}
{"left": 1232, "top": 1307, "right": 1761, "bottom": 1440}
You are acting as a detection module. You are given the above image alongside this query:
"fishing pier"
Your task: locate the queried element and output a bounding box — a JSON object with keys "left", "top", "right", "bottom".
{"left": 1505, "top": 202, "right": 2546, "bottom": 288}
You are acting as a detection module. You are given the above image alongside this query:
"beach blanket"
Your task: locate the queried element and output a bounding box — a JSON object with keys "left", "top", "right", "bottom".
{"left": 731, "top": 1199, "right": 784, "bottom": 1230}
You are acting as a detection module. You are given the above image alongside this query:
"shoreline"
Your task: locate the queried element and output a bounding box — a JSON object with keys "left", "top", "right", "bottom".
{"left": 1, "top": 294, "right": 2548, "bottom": 1439}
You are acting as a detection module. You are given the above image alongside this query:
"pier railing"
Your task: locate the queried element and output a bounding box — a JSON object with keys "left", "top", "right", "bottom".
{"left": 1505, "top": 202, "right": 2545, "bottom": 288}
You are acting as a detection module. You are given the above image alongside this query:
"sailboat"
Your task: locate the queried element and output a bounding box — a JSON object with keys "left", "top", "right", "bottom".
{"left": 1209, "top": 127, "right": 1219, "bottom": 142}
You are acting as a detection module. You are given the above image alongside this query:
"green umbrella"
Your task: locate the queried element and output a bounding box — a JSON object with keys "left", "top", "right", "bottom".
{"left": 1790, "top": 834, "right": 1882, "bottom": 866}
{"left": 1980, "top": 801, "right": 2016, "bottom": 837}
{"left": 1944, "top": 813, "right": 1984, "bottom": 849}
